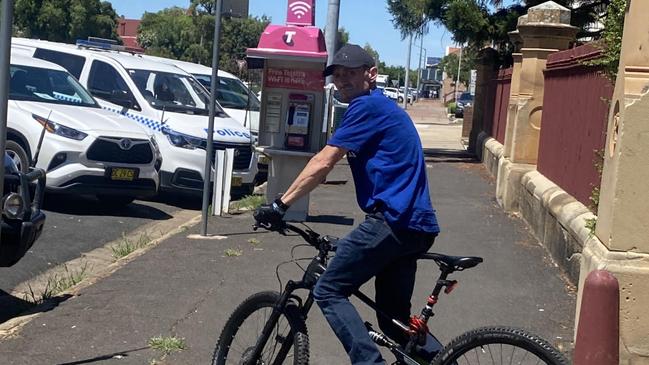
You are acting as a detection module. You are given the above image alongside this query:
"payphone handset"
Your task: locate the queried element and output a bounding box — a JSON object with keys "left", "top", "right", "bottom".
{"left": 285, "top": 93, "right": 314, "bottom": 150}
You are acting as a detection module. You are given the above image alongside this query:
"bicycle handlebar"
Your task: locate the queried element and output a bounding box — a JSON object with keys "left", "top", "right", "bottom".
{"left": 253, "top": 221, "right": 338, "bottom": 253}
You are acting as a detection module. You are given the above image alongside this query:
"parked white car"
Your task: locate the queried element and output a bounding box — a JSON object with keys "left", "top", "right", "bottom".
{"left": 140, "top": 56, "right": 268, "bottom": 183}
{"left": 12, "top": 37, "right": 257, "bottom": 196}
{"left": 384, "top": 87, "right": 412, "bottom": 104}
{"left": 142, "top": 56, "right": 260, "bottom": 136}
{"left": 7, "top": 52, "right": 161, "bottom": 206}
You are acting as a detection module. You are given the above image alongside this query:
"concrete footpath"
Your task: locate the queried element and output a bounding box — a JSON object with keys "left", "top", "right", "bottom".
{"left": 0, "top": 100, "right": 576, "bottom": 364}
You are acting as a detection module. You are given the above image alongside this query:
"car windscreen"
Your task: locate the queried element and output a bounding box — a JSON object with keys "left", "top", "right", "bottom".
{"left": 9, "top": 65, "right": 98, "bottom": 107}
{"left": 128, "top": 69, "right": 224, "bottom": 116}
{"left": 193, "top": 74, "right": 260, "bottom": 112}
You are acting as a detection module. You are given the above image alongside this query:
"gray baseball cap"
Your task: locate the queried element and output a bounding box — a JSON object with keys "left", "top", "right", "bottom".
{"left": 323, "top": 44, "right": 376, "bottom": 77}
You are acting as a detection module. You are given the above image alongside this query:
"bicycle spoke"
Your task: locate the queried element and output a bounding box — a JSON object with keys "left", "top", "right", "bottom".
{"left": 486, "top": 344, "right": 495, "bottom": 364}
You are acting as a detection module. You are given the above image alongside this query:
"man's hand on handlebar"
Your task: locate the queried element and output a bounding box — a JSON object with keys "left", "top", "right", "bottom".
{"left": 253, "top": 198, "right": 288, "bottom": 231}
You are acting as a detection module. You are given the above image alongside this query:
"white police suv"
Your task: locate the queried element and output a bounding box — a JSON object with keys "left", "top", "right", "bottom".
{"left": 7, "top": 52, "right": 161, "bottom": 206}
{"left": 12, "top": 37, "right": 257, "bottom": 197}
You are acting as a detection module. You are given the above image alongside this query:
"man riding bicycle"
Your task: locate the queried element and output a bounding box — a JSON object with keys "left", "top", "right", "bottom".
{"left": 254, "top": 44, "right": 440, "bottom": 365}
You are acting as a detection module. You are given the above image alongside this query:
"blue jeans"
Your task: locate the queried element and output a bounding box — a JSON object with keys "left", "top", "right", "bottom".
{"left": 312, "top": 213, "right": 436, "bottom": 365}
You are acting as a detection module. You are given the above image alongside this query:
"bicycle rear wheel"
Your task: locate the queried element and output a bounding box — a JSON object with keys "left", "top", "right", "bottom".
{"left": 212, "top": 291, "right": 309, "bottom": 365}
{"left": 431, "top": 327, "right": 568, "bottom": 365}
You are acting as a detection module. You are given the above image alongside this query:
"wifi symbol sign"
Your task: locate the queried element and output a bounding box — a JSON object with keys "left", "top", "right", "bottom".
{"left": 287, "top": 0, "right": 314, "bottom": 25}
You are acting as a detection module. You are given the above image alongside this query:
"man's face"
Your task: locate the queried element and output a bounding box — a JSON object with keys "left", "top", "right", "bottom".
{"left": 332, "top": 66, "right": 377, "bottom": 103}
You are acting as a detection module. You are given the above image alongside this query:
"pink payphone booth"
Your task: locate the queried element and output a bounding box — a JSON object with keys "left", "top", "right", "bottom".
{"left": 247, "top": 0, "right": 327, "bottom": 221}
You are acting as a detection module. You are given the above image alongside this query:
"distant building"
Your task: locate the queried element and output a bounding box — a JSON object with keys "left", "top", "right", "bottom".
{"left": 442, "top": 46, "right": 466, "bottom": 103}
{"left": 117, "top": 18, "right": 144, "bottom": 52}
{"left": 419, "top": 56, "right": 442, "bottom": 99}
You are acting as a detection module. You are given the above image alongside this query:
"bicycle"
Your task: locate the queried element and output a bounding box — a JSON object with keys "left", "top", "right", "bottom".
{"left": 212, "top": 222, "right": 569, "bottom": 365}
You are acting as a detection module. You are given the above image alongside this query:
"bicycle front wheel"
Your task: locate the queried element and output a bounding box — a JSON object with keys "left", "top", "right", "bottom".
{"left": 431, "top": 327, "right": 568, "bottom": 365}
{"left": 212, "top": 291, "right": 309, "bottom": 365}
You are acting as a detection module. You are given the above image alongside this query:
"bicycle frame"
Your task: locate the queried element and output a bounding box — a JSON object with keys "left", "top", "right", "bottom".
{"left": 245, "top": 228, "right": 458, "bottom": 365}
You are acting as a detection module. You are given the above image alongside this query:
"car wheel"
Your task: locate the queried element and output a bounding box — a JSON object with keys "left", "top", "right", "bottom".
{"left": 398, "top": 97, "right": 404, "bottom": 103}
{"left": 96, "top": 195, "right": 135, "bottom": 207}
{"left": 5, "top": 140, "right": 30, "bottom": 173}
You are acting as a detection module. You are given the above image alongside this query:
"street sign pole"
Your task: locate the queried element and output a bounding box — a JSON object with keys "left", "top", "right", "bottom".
{"left": 201, "top": 0, "right": 224, "bottom": 236}
{"left": 0, "top": 0, "right": 15, "bottom": 246}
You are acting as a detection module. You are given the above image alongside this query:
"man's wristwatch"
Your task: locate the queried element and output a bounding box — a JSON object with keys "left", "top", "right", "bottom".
{"left": 273, "top": 198, "right": 290, "bottom": 214}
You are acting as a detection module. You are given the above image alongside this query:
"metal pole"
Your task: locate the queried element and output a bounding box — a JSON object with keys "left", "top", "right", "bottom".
{"left": 0, "top": 0, "right": 15, "bottom": 246}
{"left": 416, "top": 33, "right": 424, "bottom": 103}
{"left": 324, "top": 0, "right": 341, "bottom": 85}
{"left": 403, "top": 33, "right": 413, "bottom": 109}
{"left": 454, "top": 44, "right": 463, "bottom": 101}
{"left": 201, "top": 0, "right": 224, "bottom": 236}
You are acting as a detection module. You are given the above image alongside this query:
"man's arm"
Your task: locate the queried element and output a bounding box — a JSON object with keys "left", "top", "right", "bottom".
{"left": 280, "top": 145, "right": 348, "bottom": 206}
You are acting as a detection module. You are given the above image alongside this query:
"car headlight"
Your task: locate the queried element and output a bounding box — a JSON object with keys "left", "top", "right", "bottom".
{"left": 32, "top": 114, "right": 87, "bottom": 141}
{"left": 2, "top": 193, "right": 25, "bottom": 219}
{"left": 161, "top": 127, "right": 203, "bottom": 150}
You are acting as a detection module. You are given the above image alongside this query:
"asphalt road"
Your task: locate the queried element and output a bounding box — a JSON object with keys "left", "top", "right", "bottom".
{"left": 0, "top": 159, "right": 576, "bottom": 364}
{"left": 0, "top": 192, "right": 200, "bottom": 317}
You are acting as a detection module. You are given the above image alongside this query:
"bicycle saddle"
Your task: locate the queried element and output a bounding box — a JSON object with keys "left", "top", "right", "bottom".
{"left": 419, "top": 253, "right": 483, "bottom": 272}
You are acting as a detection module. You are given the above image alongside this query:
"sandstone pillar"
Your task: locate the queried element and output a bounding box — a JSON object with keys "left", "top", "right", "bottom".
{"left": 496, "top": 1, "right": 577, "bottom": 211}
{"left": 468, "top": 47, "right": 498, "bottom": 159}
{"left": 578, "top": 0, "right": 649, "bottom": 362}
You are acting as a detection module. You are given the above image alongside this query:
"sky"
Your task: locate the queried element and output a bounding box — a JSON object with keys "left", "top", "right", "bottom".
{"left": 107, "top": 0, "right": 456, "bottom": 68}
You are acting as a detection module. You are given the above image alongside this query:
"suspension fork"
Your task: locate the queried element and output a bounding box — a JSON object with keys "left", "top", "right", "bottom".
{"left": 247, "top": 280, "right": 311, "bottom": 364}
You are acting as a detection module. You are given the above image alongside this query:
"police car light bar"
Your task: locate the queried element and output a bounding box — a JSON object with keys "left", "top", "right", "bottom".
{"left": 76, "top": 37, "right": 143, "bottom": 54}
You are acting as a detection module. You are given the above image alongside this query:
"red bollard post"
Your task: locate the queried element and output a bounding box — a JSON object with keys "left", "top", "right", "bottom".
{"left": 573, "top": 270, "right": 619, "bottom": 365}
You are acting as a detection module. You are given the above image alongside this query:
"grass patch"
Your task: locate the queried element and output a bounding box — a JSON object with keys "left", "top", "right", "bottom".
{"left": 248, "top": 238, "right": 261, "bottom": 246}
{"left": 148, "top": 335, "right": 186, "bottom": 357}
{"left": 24, "top": 263, "right": 89, "bottom": 304}
{"left": 224, "top": 248, "right": 243, "bottom": 257}
{"left": 585, "top": 217, "right": 597, "bottom": 237}
{"left": 232, "top": 195, "right": 265, "bottom": 211}
{"left": 111, "top": 232, "right": 153, "bottom": 260}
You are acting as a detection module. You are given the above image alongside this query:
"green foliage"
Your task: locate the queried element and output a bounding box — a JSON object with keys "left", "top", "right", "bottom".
{"left": 364, "top": 43, "right": 380, "bottom": 66}
{"left": 447, "top": 101, "right": 457, "bottom": 114}
{"left": 13, "top": 0, "right": 120, "bottom": 43}
{"left": 378, "top": 63, "right": 418, "bottom": 87}
{"left": 585, "top": 217, "right": 597, "bottom": 237}
{"left": 148, "top": 335, "right": 186, "bottom": 357}
{"left": 232, "top": 195, "right": 265, "bottom": 211}
{"left": 584, "top": 0, "right": 626, "bottom": 80}
{"left": 137, "top": 5, "right": 270, "bottom": 76}
{"left": 388, "top": 0, "right": 617, "bottom": 67}
{"left": 439, "top": 48, "right": 476, "bottom": 86}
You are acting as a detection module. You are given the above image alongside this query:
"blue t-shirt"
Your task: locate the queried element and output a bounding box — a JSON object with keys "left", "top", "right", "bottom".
{"left": 328, "top": 89, "right": 440, "bottom": 234}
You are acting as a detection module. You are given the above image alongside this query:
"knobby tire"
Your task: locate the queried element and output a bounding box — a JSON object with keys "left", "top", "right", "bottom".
{"left": 212, "top": 291, "right": 309, "bottom": 365}
{"left": 431, "top": 326, "right": 569, "bottom": 365}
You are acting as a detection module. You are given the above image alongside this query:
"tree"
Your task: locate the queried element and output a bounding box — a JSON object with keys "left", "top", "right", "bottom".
{"left": 388, "top": 0, "right": 613, "bottom": 63}
{"left": 438, "top": 48, "right": 476, "bottom": 86}
{"left": 137, "top": 3, "right": 270, "bottom": 75}
{"left": 363, "top": 43, "right": 380, "bottom": 66}
{"left": 13, "top": 0, "right": 119, "bottom": 43}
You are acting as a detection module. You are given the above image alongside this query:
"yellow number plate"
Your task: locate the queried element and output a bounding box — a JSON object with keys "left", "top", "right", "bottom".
{"left": 110, "top": 168, "right": 138, "bottom": 181}
{"left": 231, "top": 176, "right": 243, "bottom": 187}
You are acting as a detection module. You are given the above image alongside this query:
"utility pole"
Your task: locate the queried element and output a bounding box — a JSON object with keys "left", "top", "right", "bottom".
{"left": 415, "top": 32, "right": 425, "bottom": 103}
{"left": 403, "top": 33, "right": 413, "bottom": 109}
{"left": 201, "top": 0, "right": 224, "bottom": 236}
{"left": 324, "top": 0, "right": 341, "bottom": 85}
{"left": 0, "top": 0, "right": 15, "bottom": 246}
{"left": 454, "top": 44, "right": 463, "bottom": 101}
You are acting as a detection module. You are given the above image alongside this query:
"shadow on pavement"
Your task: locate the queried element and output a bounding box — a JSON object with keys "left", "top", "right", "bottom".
{"left": 423, "top": 148, "right": 478, "bottom": 163}
{"left": 43, "top": 194, "right": 174, "bottom": 220}
{"left": 55, "top": 347, "right": 149, "bottom": 365}
{"left": 0, "top": 290, "right": 72, "bottom": 324}
{"left": 306, "top": 215, "right": 355, "bottom": 226}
